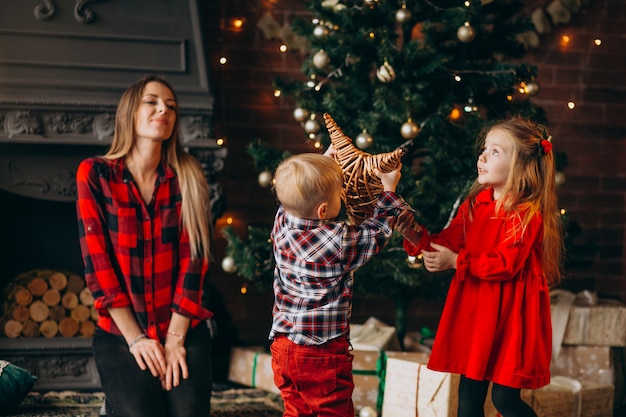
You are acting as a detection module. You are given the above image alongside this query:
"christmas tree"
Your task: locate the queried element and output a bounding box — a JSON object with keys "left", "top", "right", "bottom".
{"left": 222, "top": 0, "right": 557, "bottom": 344}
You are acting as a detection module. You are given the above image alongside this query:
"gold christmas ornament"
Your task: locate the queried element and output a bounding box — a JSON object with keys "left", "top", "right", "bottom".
{"left": 324, "top": 113, "right": 407, "bottom": 225}
{"left": 258, "top": 170, "right": 273, "bottom": 188}
{"left": 313, "top": 49, "right": 330, "bottom": 69}
{"left": 355, "top": 130, "right": 374, "bottom": 149}
{"left": 457, "top": 22, "right": 476, "bottom": 43}
{"left": 376, "top": 61, "right": 396, "bottom": 83}
{"left": 221, "top": 256, "right": 237, "bottom": 273}
{"left": 293, "top": 107, "right": 309, "bottom": 122}
{"left": 401, "top": 119, "right": 420, "bottom": 139}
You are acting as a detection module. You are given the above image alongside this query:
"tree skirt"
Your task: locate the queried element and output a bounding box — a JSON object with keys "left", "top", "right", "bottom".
{"left": 4, "top": 388, "right": 284, "bottom": 417}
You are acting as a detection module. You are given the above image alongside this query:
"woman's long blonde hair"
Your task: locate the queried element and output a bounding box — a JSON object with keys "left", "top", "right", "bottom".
{"left": 467, "top": 116, "right": 563, "bottom": 286}
{"left": 104, "top": 75, "right": 212, "bottom": 261}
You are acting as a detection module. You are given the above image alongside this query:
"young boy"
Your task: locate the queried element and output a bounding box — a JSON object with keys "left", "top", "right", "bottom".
{"left": 269, "top": 146, "right": 412, "bottom": 416}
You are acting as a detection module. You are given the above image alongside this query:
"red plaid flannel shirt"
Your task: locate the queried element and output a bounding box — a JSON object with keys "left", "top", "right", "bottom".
{"left": 76, "top": 157, "right": 212, "bottom": 340}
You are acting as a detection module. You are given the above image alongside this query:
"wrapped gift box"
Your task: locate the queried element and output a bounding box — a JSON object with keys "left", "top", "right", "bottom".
{"left": 381, "top": 352, "right": 459, "bottom": 417}
{"left": 382, "top": 352, "right": 615, "bottom": 417}
{"left": 484, "top": 377, "right": 614, "bottom": 417}
{"left": 350, "top": 317, "right": 402, "bottom": 413}
{"left": 563, "top": 303, "right": 626, "bottom": 347}
{"left": 551, "top": 345, "right": 614, "bottom": 386}
{"left": 350, "top": 316, "right": 401, "bottom": 352}
{"left": 522, "top": 378, "right": 613, "bottom": 417}
{"left": 551, "top": 345, "right": 625, "bottom": 408}
{"left": 227, "top": 346, "right": 279, "bottom": 394}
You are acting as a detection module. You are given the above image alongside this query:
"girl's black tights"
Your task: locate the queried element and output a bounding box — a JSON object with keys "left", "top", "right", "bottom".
{"left": 457, "top": 375, "right": 538, "bottom": 417}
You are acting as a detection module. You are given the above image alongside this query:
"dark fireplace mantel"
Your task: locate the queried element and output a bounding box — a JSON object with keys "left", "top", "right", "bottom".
{"left": 0, "top": 107, "right": 226, "bottom": 208}
{"left": 0, "top": 1, "right": 225, "bottom": 208}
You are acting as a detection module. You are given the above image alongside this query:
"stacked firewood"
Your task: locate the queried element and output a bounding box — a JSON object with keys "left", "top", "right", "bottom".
{"left": 0, "top": 269, "right": 98, "bottom": 338}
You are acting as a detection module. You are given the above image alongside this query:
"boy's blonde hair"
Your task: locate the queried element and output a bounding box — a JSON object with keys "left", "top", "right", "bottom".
{"left": 273, "top": 153, "right": 343, "bottom": 218}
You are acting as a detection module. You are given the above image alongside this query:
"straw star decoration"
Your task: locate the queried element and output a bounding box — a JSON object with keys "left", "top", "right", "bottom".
{"left": 324, "top": 113, "right": 407, "bottom": 225}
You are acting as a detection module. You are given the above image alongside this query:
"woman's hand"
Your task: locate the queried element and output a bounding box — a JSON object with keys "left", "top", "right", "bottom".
{"left": 128, "top": 336, "right": 167, "bottom": 380}
{"left": 163, "top": 337, "right": 188, "bottom": 391}
{"left": 421, "top": 243, "right": 458, "bottom": 272}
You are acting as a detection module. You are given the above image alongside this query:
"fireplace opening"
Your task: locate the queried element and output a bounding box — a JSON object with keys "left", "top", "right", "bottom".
{"left": 0, "top": 188, "right": 85, "bottom": 291}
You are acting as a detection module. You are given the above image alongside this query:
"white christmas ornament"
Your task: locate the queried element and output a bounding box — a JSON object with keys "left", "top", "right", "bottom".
{"left": 313, "top": 24, "right": 329, "bottom": 38}
{"left": 313, "top": 50, "right": 330, "bottom": 69}
{"left": 401, "top": 120, "right": 420, "bottom": 139}
{"left": 555, "top": 171, "right": 566, "bottom": 187}
{"left": 293, "top": 107, "right": 309, "bottom": 122}
{"left": 457, "top": 22, "right": 476, "bottom": 43}
{"left": 221, "top": 256, "right": 237, "bottom": 273}
{"left": 258, "top": 170, "right": 273, "bottom": 188}
{"left": 376, "top": 61, "right": 396, "bottom": 83}
{"left": 355, "top": 130, "right": 374, "bottom": 150}
{"left": 304, "top": 118, "right": 321, "bottom": 134}
{"left": 395, "top": 7, "right": 411, "bottom": 24}
{"left": 359, "top": 406, "right": 378, "bottom": 417}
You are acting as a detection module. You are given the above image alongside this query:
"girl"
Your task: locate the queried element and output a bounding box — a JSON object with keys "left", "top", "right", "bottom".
{"left": 76, "top": 75, "right": 213, "bottom": 417}
{"left": 398, "top": 116, "right": 563, "bottom": 417}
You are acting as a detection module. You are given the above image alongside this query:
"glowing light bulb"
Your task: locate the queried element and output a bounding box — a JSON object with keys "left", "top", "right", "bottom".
{"left": 274, "top": 89, "right": 282, "bottom": 98}
{"left": 231, "top": 18, "right": 244, "bottom": 30}
{"left": 567, "top": 101, "right": 576, "bottom": 110}
{"left": 219, "top": 57, "right": 227, "bottom": 65}
{"left": 279, "top": 44, "right": 288, "bottom": 53}
{"left": 226, "top": 217, "right": 233, "bottom": 225}
{"left": 449, "top": 108, "right": 461, "bottom": 120}
{"left": 594, "top": 39, "right": 602, "bottom": 46}
{"left": 216, "top": 137, "right": 225, "bottom": 146}
{"left": 454, "top": 75, "right": 462, "bottom": 82}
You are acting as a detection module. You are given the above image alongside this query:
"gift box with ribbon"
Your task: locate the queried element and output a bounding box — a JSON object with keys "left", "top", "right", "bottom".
{"left": 227, "top": 346, "right": 279, "bottom": 394}
{"left": 350, "top": 317, "right": 402, "bottom": 413}
{"left": 551, "top": 289, "right": 626, "bottom": 348}
{"left": 381, "top": 352, "right": 459, "bottom": 417}
{"left": 522, "top": 377, "right": 613, "bottom": 417}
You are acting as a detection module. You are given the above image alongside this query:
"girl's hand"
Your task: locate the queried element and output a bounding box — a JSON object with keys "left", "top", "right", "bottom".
{"left": 163, "top": 338, "right": 189, "bottom": 391}
{"left": 129, "top": 337, "right": 167, "bottom": 380}
{"left": 375, "top": 164, "right": 402, "bottom": 192}
{"left": 421, "top": 243, "right": 458, "bottom": 272}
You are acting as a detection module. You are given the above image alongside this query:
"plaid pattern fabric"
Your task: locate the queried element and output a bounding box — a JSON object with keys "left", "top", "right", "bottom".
{"left": 269, "top": 191, "right": 410, "bottom": 346}
{"left": 76, "top": 157, "right": 212, "bottom": 340}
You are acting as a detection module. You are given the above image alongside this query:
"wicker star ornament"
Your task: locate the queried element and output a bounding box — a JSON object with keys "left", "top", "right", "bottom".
{"left": 323, "top": 113, "right": 407, "bottom": 225}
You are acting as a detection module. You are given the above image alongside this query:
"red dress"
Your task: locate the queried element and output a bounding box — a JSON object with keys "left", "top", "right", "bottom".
{"left": 404, "top": 188, "right": 551, "bottom": 389}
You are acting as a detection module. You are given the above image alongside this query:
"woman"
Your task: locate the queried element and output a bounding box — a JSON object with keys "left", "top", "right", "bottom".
{"left": 76, "top": 75, "right": 213, "bottom": 417}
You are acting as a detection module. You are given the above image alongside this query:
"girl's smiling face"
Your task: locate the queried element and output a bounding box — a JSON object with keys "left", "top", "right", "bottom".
{"left": 477, "top": 128, "right": 514, "bottom": 200}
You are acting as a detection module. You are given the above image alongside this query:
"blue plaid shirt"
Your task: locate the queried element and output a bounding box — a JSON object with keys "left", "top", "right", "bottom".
{"left": 269, "top": 191, "right": 411, "bottom": 346}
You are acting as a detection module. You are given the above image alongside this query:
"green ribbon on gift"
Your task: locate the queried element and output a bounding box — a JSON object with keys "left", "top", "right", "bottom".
{"left": 351, "top": 351, "right": 388, "bottom": 412}
{"left": 376, "top": 351, "right": 388, "bottom": 411}
{"left": 251, "top": 352, "right": 260, "bottom": 388}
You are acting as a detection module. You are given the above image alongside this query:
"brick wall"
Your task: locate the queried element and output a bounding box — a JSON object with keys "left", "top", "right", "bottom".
{"left": 203, "top": 0, "right": 626, "bottom": 345}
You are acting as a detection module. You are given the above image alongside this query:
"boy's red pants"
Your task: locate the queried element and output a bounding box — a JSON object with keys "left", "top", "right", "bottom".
{"left": 270, "top": 335, "right": 355, "bottom": 417}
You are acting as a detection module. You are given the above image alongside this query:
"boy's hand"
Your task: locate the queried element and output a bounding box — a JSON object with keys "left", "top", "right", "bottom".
{"left": 375, "top": 163, "right": 402, "bottom": 192}
{"left": 323, "top": 143, "right": 337, "bottom": 160}
{"left": 396, "top": 210, "right": 423, "bottom": 247}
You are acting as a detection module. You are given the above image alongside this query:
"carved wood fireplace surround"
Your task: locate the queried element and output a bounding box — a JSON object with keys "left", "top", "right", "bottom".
{"left": 0, "top": 1, "right": 225, "bottom": 391}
